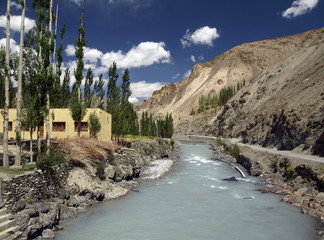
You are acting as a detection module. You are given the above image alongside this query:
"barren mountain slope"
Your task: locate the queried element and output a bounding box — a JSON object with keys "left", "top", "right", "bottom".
{"left": 134, "top": 28, "right": 324, "bottom": 130}
{"left": 207, "top": 40, "right": 324, "bottom": 154}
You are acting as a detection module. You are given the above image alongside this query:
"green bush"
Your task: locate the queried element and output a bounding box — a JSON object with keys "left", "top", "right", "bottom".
{"left": 96, "top": 161, "right": 106, "bottom": 180}
{"left": 170, "top": 139, "right": 175, "bottom": 150}
{"left": 231, "top": 144, "right": 240, "bottom": 160}
{"left": 215, "top": 137, "right": 224, "bottom": 147}
{"left": 88, "top": 113, "right": 101, "bottom": 138}
{"left": 270, "top": 157, "right": 278, "bottom": 172}
{"left": 36, "top": 147, "right": 65, "bottom": 171}
{"left": 286, "top": 166, "right": 295, "bottom": 179}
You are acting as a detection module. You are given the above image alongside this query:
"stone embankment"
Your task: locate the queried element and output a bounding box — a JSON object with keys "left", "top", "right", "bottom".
{"left": 219, "top": 140, "right": 324, "bottom": 238}
{"left": 1, "top": 139, "right": 176, "bottom": 240}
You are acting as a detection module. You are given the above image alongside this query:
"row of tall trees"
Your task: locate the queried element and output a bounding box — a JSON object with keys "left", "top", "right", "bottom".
{"left": 140, "top": 111, "right": 174, "bottom": 138}
{"left": 191, "top": 80, "right": 246, "bottom": 115}
{"left": 1, "top": 0, "right": 174, "bottom": 169}
{"left": 106, "top": 62, "right": 139, "bottom": 142}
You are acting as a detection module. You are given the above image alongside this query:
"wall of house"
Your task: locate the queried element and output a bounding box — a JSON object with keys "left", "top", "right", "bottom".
{"left": 0, "top": 108, "right": 111, "bottom": 142}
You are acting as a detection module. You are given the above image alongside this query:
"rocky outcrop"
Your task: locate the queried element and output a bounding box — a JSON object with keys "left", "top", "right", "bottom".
{"left": 2, "top": 140, "right": 175, "bottom": 239}
{"left": 234, "top": 147, "right": 324, "bottom": 220}
{"left": 135, "top": 28, "right": 324, "bottom": 155}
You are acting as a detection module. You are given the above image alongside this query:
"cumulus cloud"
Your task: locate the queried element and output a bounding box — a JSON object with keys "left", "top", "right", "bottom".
{"left": 190, "top": 55, "right": 196, "bottom": 62}
{"left": 65, "top": 45, "right": 103, "bottom": 64}
{"left": 0, "top": 15, "right": 36, "bottom": 33}
{"left": 130, "top": 80, "right": 164, "bottom": 103}
{"left": 0, "top": 38, "right": 20, "bottom": 53}
{"left": 181, "top": 26, "right": 220, "bottom": 48}
{"left": 11, "top": 1, "right": 22, "bottom": 10}
{"left": 282, "top": 0, "right": 319, "bottom": 18}
{"left": 183, "top": 69, "right": 191, "bottom": 79}
{"left": 101, "top": 41, "right": 171, "bottom": 69}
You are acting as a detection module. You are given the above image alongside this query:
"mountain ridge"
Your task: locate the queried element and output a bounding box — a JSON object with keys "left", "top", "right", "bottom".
{"left": 134, "top": 27, "right": 324, "bottom": 155}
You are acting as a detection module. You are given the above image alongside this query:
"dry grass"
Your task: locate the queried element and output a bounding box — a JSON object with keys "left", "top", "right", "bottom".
{"left": 55, "top": 138, "right": 120, "bottom": 167}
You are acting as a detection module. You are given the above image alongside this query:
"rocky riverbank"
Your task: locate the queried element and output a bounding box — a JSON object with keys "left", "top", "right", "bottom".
{"left": 217, "top": 140, "right": 324, "bottom": 239}
{"left": 1, "top": 138, "right": 178, "bottom": 240}
{"left": 175, "top": 135, "right": 324, "bottom": 238}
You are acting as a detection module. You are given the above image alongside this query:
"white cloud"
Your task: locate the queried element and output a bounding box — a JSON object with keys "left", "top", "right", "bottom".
{"left": 0, "top": 37, "right": 20, "bottom": 53}
{"left": 65, "top": 45, "right": 103, "bottom": 64}
{"left": 183, "top": 70, "right": 191, "bottom": 79}
{"left": 101, "top": 41, "right": 171, "bottom": 69}
{"left": 0, "top": 15, "right": 36, "bottom": 33}
{"left": 181, "top": 26, "right": 220, "bottom": 48}
{"left": 130, "top": 80, "right": 164, "bottom": 101}
{"left": 129, "top": 96, "right": 139, "bottom": 104}
{"left": 84, "top": 47, "right": 103, "bottom": 63}
{"left": 11, "top": 1, "right": 22, "bottom": 10}
{"left": 172, "top": 73, "right": 180, "bottom": 79}
{"left": 190, "top": 55, "right": 196, "bottom": 62}
{"left": 282, "top": 0, "right": 319, "bottom": 18}
{"left": 65, "top": 44, "right": 75, "bottom": 56}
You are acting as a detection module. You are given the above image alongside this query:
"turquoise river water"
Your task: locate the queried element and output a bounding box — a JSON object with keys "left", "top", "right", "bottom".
{"left": 55, "top": 144, "right": 317, "bottom": 240}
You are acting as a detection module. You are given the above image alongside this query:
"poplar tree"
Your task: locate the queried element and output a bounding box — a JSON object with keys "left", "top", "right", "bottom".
{"left": 3, "top": 0, "right": 11, "bottom": 168}
{"left": 15, "top": 0, "right": 26, "bottom": 167}
{"left": 106, "top": 62, "right": 120, "bottom": 142}
{"left": 70, "top": 0, "right": 86, "bottom": 137}
{"left": 61, "top": 67, "right": 70, "bottom": 107}
{"left": 84, "top": 68, "right": 94, "bottom": 108}
{"left": 93, "top": 73, "right": 105, "bottom": 109}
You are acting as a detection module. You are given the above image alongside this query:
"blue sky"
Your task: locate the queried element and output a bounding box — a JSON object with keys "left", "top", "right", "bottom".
{"left": 0, "top": 0, "right": 323, "bottom": 103}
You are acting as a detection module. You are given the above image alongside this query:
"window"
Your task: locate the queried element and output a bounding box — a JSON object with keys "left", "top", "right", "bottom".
{"left": 52, "top": 122, "right": 66, "bottom": 132}
{"left": 74, "top": 122, "right": 88, "bottom": 132}
{"left": 8, "top": 121, "right": 12, "bottom": 131}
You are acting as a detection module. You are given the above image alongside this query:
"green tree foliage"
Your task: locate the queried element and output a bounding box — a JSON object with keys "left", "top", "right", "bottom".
{"left": 93, "top": 73, "right": 105, "bottom": 109}
{"left": 0, "top": 46, "right": 17, "bottom": 109}
{"left": 70, "top": 1, "right": 86, "bottom": 137}
{"left": 70, "top": 88, "right": 87, "bottom": 137}
{"left": 51, "top": 24, "right": 66, "bottom": 108}
{"left": 88, "top": 112, "right": 101, "bottom": 138}
{"left": 84, "top": 68, "right": 94, "bottom": 108}
{"left": 194, "top": 81, "right": 247, "bottom": 115}
{"left": 106, "top": 63, "right": 138, "bottom": 142}
{"left": 140, "top": 112, "right": 174, "bottom": 138}
{"left": 61, "top": 67, "right": 70, "bottom": 107}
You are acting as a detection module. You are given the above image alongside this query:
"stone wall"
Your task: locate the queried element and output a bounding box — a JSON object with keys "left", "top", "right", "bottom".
{"left": 1, "top": 139, "right": 175, "bottom": 239}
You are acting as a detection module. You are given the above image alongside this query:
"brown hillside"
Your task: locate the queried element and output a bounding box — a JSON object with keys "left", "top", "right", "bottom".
{"left": 134, "top": 28, "right": 324, "bottom": 154}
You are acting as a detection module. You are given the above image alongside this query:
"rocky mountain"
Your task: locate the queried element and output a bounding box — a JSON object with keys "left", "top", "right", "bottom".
{"left": 134, "top": 28, "right": 324, "bottom": 155}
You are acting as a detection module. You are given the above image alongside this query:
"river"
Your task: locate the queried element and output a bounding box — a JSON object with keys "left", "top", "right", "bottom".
{"left": 55, "top": 144, "right": 316, "bottom": 240}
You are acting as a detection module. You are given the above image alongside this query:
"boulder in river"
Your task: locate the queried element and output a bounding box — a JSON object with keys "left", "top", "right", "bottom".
{"left": 223, "top": 176, "right": 238, "bottom": 181}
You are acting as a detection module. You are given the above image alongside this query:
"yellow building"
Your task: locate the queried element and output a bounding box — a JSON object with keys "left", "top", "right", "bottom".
{"left": 0, "top": 108, "right": 111, "bottom": 142}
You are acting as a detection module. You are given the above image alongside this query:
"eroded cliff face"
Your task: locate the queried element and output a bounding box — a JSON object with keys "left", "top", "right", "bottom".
{"left": 134, "top": 28, "right": 324, "bottom": 153}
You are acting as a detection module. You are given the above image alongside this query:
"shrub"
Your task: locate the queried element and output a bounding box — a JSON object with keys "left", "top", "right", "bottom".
{"left": 286, "top": 166, "right": 295, "bottom": 179}
{"left": 96, "top": 161, "right": 106, "bottom": 180}
{"left": 231, "top": 144, "right": 240, "bottom": 160}
{"left": 270, "top": 157, "right": 278, "bottom": 172}
{"left": 88, "top": 113, "right": 101, "bottom": 138}
{"left": 170, "top": 139, "right": 175, "bottom": 150}
{"left": 36, "top": 147, "right": 65, "bottom": 171}
{"left": 215, "top": 137, "right": 224, "bottom": 147}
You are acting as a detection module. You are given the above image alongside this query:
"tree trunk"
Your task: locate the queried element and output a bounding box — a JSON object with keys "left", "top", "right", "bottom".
{"left": 3, "top": 0, "right": 11, "bottom": 169}
{"left": 37, "top": 124, "right": 41, "bottom": 159}
{"left": 46, "top": 0, "right": 54, "bottom": 153}
{"left": 29, "top": 130, "right": 33, "bottom": 163}
{"left": 52, "top": 0, "right": 58, "bottom": 71}
{"left": 15, "top": 0, "right": 25, "bottom": 167}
